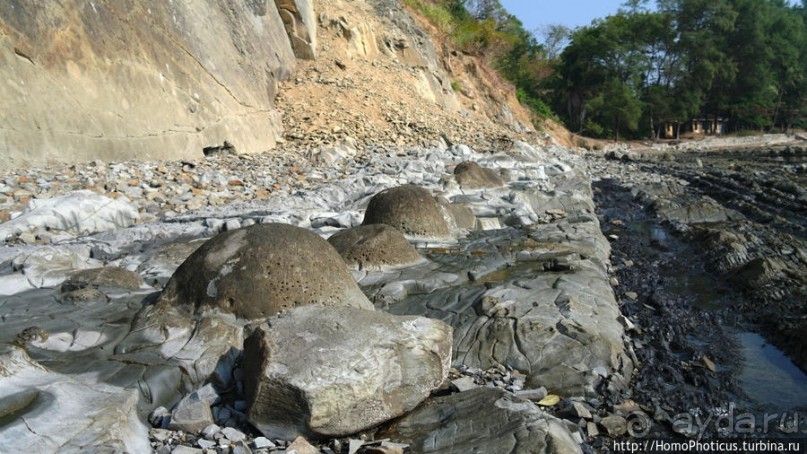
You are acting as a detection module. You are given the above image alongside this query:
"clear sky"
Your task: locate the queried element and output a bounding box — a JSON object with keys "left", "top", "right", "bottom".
{"left": 498, "top": 0, "right": 627, "bottom": 32}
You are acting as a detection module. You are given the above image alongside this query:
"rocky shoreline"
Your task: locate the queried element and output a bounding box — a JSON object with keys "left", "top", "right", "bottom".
{"left": 1, "top": 137, "right": 805, "bottom": 453}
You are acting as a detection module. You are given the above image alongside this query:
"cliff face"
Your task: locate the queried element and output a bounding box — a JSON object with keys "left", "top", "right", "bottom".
{"left": 0, "top": 0, "right": 314, "bottom": 167}
{"left": 0, "top": 0, "right": 545, "bottom": 168}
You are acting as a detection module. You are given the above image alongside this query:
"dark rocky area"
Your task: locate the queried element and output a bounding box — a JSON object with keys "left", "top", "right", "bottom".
{"left": 590, "top": 144, "right": 807, "bottom": 445}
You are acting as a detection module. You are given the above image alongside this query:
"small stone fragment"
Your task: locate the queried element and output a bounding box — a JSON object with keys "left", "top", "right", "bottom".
{"left": 537, "top": 394, "right": 560, "bottom": 407}
{"left": 221, "top": 427, "right": 246, "bottom": 443}
{"left": 169, "top": 392, "right": 216, "bottom": 434}
{"left": 514, "top": 387, "right": 548, "bottom": 402}
{"left": 202, "top": 423, "right": 221, "bottom": 440}
{"left": 252, "top": 437, "right": 275, "bottom": 449}
{"left": 600, "top": 414, "right": 627, "bottom": 436}
{"left": 451, "top": 376, "right": 478, "bottom": 392}
{"left": 702, "top": 355, "right": 717, "bottom": 373}
{"left": 287, "top": 436, "right": 319, "bottom": 454}
{"left": 586, "top": 421, "right": 600, "bottom": 438}
{"left": 148, "top": 406, "right": 171, "bottom": 428}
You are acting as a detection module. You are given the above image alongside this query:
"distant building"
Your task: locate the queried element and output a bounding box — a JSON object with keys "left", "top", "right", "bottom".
{"left": 661, "top": 118, "right": 728, "bottom": 139}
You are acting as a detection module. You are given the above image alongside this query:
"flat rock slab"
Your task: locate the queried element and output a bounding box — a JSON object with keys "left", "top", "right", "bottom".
{"left": 0, "top": 345, "right": 150, "bottom": 453}
{"left": 244, "top": 306, "right": 452, "bottom": 439}
{"left": 384, "top": 387, "right": 581, "bottom": 454}
{"left": 387, "top": 181, "right": 631, "bottom": 396}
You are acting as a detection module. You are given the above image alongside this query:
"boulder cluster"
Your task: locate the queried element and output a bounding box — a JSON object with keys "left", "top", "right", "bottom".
{"left": 147, "top": 182, "right": 468, "bottom": 442}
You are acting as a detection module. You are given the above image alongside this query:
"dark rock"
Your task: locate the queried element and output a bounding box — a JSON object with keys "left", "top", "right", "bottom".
{"left": 203, "top": 141, "right": 237, "bottom": 157}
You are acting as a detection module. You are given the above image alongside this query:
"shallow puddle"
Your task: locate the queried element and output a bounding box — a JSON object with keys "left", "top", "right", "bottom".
{"left": 738, "top": 332, "right": 807, "bottom": 413}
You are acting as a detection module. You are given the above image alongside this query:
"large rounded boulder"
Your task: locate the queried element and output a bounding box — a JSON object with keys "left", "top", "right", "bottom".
{"left": 453, "top": 161, "right": 505, "bottom": 189}
{"left": 328, "top": 224, "right": 424, "bottom": 270}
{"left": 362, "top": 185, "right": 451, "bottom": 239}
{"left": 158, "top": 223, "right": 373, "bottom": 320}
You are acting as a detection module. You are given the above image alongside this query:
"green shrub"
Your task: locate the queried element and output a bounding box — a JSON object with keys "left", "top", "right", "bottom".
{"left": 516, "top": 88, "right": 557, "bottom": 121}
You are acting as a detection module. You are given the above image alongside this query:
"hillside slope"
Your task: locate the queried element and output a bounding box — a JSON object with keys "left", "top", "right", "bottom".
{"left": 277, "top": 0, "right": 552, "bottom": 152}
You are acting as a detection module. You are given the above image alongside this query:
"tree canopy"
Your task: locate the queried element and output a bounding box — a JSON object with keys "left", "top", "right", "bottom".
{"left": 550, "top": 0, "right": 807, "bottom": 138}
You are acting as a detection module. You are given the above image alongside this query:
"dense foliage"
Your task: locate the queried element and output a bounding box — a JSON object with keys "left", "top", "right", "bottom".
{"left": 405, "top": 0, "right": 807, "bottom": 139}
{"left": 553, "top": 0, "right": 807, "bottom": 139}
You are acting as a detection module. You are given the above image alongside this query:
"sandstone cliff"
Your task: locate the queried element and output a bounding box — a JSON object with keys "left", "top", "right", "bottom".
{"left": 0, "top": 0, "right": 316, "bottom": 167}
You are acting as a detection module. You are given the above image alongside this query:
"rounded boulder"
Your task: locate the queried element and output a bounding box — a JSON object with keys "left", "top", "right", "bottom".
{"left": 328, "top": 224, "right": 424, "bottom": 270}
{"left": 453, "top": 161, "right": 504, "bottom": 189}
{"left": 158, "top": 223, "right": 373, "bottom": 320}
{"left": 362, "top": 185, "right": 450, "bottom": 239}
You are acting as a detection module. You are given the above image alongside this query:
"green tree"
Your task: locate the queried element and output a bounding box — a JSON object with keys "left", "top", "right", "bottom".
{"left": 586, "top": 78, "right": 643, "bottom": 140}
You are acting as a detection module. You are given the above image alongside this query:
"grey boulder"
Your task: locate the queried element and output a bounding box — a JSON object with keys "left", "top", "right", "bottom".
{"left": 362, "top": 185, "right": 451, "bottom": 239}
{"left": 454, "top": 161, "right": 505, "bottom": 189}
{"left": 157, "top": 223, "right": 373, "bottom": 320}
{"left": 244, "top": 306, "right": 452, "bottom": 439}
{"left": 328, "top": 224, "right": 425, "bottom": 270}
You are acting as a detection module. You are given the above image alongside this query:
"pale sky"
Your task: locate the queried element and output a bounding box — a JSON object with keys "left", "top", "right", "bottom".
{"left": 498, "top": 0, "right": 627, "bottom": 31}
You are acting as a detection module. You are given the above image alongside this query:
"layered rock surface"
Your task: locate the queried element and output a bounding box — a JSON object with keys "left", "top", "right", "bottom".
{"left": 386, "top": 387, "right": 581, "bottom": 454}
{"left": 0, "top": 139, "right": 627, "bottom": 450}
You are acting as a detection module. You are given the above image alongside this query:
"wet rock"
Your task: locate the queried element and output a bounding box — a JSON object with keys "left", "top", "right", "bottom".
{"left": 732, "top": 256, "right": 787, "bottom": 287}
{"left": 158, "top": 223, "right": 373, "bottom": 320}
{"left": 244, "top": 306, "right": 452, "bottom": 439}
{"left": 60, "top": 267, "right": 145, "bottom": 293}
{"left": 386, "top": 387, "right": 580, "bottom": 454}
{"left": 454, "top": 161, "right": 505, "bottom": 189}
{"left": 362, "top": 185, "right": 451, "bottom": 239}
{"left": 328, "top": 224, "right": 424, "bottom": 270}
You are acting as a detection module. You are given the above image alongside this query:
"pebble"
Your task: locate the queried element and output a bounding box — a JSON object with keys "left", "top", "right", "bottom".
{"left": 600, "top": 414, "right": 627, "bottom": 436}
{"left": 252, "top": 437, "right": 275, "bottom": 449}
{"left": 221, "top": 427, "right": 246, "bottom": 443}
